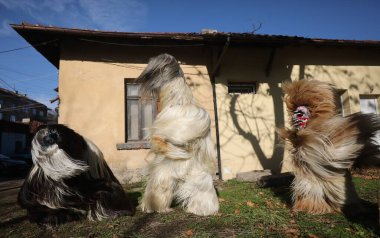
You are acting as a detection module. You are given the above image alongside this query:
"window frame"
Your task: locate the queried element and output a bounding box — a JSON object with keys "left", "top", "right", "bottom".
{"left": 335, "top": 89, "right": 350, "bottom": 117}
{"left": 227, "top": 82, "right": 256, "bottom": 95}
{"left": 117, "top": 79, "right": 157, "bottom": 150}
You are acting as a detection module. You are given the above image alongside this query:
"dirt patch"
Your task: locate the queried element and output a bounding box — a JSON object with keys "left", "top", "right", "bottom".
{"left": 352, "top": 168, "right": 380, "bottom": 179}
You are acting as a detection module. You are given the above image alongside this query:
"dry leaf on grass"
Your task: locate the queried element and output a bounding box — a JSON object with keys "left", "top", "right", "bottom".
{"left": 307, "top": 234, "right": 320, "bottom": 238}
{"left": 246, "top": 201, "right": 257, "bottom": 207}
{"left": 265, "top": 200, "right": 274, "bottom": 209}
{"left": 285, "top": 227, "right": 299, "bottom": 235}
{"left": 185, "top": 229, "right": 193, "bottom": 236}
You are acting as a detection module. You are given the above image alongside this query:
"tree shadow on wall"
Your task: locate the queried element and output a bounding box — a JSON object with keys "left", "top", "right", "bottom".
{"left": 229, "top": 82, "right": 285, "bottom": 173}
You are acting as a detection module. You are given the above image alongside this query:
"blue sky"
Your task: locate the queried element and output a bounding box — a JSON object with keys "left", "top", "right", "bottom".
{"left": 1, "top": 0, "right": 380, "bottom": 109}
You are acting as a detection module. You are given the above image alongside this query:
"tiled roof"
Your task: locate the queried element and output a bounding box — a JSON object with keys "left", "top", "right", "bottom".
{"left": 0, "top": 87, "right": 46, "bottom": 106}
{"left": 11, "top": 22, "right": 380, "bottom": 68}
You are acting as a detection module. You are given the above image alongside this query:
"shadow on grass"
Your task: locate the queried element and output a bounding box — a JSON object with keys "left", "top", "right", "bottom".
{"left": 343, "top": 199, "right": 380, "bottom": 235}
{"left": 267, "top": 184, "right": 379, "bottom": 235}
{"left": 127, "top": 191, "right": 142, "bottom": 209}
{"left": 270, "top": 185, "right": 293, "bottom": 207}
{"left": 123, "top": 213, "right": 158, "bottom": 237}
{"left": 0, "top": 215, "right": 27, "bottom": 228}
{"left": 123, "top": 212, "right": 190, "bottom": 238}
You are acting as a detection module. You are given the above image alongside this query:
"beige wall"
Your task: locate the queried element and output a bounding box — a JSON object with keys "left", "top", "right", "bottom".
{"left": 215, "top": 45, "right": 380, "bottom": 180}
{"left": 58, "top": 41, "right": 216, "bottom": 183}
{"left": 215, "top": 47, "right": 287, "bottom": 179}
{"left": 58, "top": 41, "right": 380, "bottom": 182}
{"left": 291, "top": 65, "right": 380, "bottom": 113}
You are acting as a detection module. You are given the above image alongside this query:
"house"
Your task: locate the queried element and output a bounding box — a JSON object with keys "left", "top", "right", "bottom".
{"left": 11, "top": 23, "right": 380, "bottom": 182}
{"left": 0, "top": 87, "right": 51, "bottom": 157}
{"left": 0, "top": 87, "right": 48, "bottom": 123}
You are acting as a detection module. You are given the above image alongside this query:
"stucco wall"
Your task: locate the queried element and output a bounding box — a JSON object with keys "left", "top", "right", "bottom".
{"left": 215, "top": 47, "right": 287, "bottom": 179}
{"left": 58, "top": 41, "right": 380, "bottom": 182}
{"left": 58, "top": 42, "right": 216, "bottom": 183}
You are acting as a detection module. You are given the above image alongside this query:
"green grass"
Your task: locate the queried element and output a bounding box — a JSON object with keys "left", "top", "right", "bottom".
{"left": 0, "top": 177, "right": 378, "bottom": 238}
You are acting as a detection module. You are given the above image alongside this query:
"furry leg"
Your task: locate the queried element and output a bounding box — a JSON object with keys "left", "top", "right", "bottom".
{"left": 140, "top": 167, "right": 176, "bottom": 213}
{"left": 292, "top": 172, "right": 361, "bottom": 214}
{"left": 176, "top": 170, "right": 219, "bottom": 216}
{"left": 87, "top": 181, "right": 136, "bottom": 220}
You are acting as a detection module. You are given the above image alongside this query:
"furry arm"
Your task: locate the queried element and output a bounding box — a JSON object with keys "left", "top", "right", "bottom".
{"left": 149, "top": 105, "right": 211, "bottom": 160}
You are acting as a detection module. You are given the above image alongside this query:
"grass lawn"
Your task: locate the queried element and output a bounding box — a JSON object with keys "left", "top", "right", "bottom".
{"left": 0, "top": 176, "right": 378, "bottom": 238}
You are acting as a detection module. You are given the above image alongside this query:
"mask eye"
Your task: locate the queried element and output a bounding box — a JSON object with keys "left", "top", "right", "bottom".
{"left": 294, "top": 111, "right": 303, "bottom": 118}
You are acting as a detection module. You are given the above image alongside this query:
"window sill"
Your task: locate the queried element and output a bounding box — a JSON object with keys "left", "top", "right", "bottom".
{"left": 116, "top": 141, "right": 151, "bottom": 150}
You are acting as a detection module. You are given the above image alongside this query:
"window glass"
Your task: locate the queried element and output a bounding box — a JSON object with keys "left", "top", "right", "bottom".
{"left": 127, "top": 99, "right": 140, "bottom": 140}
{"left": 141, "top": 101, "right": 154, "bottom": 139}
{"left": 126, "top": 82, "right": 157, "bottom": 143}
{"left": 360, "top": 96, "right": 378, "bottom": 114}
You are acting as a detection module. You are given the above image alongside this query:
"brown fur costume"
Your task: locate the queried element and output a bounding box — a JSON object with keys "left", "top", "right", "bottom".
{"left": 278, "top": 80, "right": 380, "bottom": 214}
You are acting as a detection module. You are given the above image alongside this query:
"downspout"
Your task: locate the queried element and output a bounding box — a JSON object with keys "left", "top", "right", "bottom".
{"left": 210, "top": 35, "right": 230, "bottom": 180}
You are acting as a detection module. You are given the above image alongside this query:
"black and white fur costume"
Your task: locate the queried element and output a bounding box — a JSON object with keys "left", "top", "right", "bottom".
{"left": 18, "top": 124, "right": 135, "bottom": 227}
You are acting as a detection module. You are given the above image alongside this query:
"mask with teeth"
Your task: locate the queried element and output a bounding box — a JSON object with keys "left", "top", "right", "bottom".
{"left": 292, "top": 106, "right": 310, "bottom": 130}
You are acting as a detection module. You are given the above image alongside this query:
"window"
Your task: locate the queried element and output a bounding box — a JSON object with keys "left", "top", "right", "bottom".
{"left": 10, "top": 115, "right": 16, "bottom": 122}
{"left": 117, "top": 80, "right": 157, "bottom": 150}
{"left": 39, "top": 110, "right": 44, "bottom": 117}
{"left": 360, "top": 95, "right": 379, "bottom": 114}
{"left": 335, "top": 89, "right": 350, "bottom": 117}
{"left": 32, "top": 108, "right": 37, "bottom": 115}
{"left": 228, "top": 82, "right": 256, "bottom": 94}
{"left": 0, "top": 113, "right": 3, "bottom": 120}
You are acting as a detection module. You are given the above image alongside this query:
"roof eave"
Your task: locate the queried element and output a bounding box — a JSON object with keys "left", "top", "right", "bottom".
{"left": 11, "top": 23, "right": 380, "bottom": 69}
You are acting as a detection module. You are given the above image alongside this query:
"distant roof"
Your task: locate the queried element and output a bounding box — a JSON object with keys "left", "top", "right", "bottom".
{"left": 0, "top": 87, "right": 47, "bottom": 107}
{"left": 11, "top": 22, "right": 380, "bottom": 68}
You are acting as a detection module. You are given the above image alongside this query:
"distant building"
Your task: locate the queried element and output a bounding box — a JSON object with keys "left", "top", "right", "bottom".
{"left": 0, "top": 120, "right": 32, "bottom": 156}
{"left": 0, "top": 87, "right": 48, "bottom": 123}
{"left": 0, "top": 87, "right": 52, "bottom": 157}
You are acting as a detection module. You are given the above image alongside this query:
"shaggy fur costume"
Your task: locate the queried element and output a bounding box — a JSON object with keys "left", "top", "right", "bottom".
{"left": 18, "top": 124, "right": 135, "bottom": 227}
{"left": 278, "top": 80, "right": 380, "bottom": 214}
{"left": 136, "top": 53, "right": 219, "bottom": 216}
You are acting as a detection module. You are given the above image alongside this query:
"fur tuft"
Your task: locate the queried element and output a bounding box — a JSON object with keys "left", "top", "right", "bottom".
{"left": 135, "top": 54, "right": 184, "bottom": 98}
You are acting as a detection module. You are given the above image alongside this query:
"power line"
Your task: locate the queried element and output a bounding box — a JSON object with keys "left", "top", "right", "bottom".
{"left": 99, "top": 59, "right": 203, "bottom": 75}
{"left": 0, "top": 65, "right": 32, "bottom": 77}
{"left": 0, "top": 39, "right": 59, "bottom": 54}
{"left": 0, "top": 77, "right": 15, "bottom": 91}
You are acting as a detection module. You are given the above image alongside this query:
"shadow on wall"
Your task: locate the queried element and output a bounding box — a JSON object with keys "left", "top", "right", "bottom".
{"left": 300, "top": 65, "right": 380, "bottom": 111}
{"left": 227, "top": 82, "right": 286, "bottom": 174}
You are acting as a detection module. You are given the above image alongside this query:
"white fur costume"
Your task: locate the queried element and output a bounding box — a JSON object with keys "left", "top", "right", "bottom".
{"left": 137, "top": 54, "right": 219, "bottom": 216}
